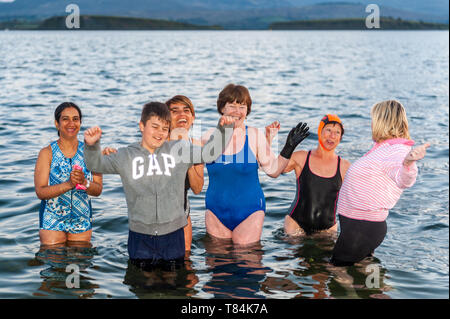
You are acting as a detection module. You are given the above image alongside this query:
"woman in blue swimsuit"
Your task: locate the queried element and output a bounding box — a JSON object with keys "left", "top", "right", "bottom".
{"left": 34, "top": 102, "right": 103, "bottom": 245}
{"left": 203, "top": 84, "right": 309, "bottom": 245}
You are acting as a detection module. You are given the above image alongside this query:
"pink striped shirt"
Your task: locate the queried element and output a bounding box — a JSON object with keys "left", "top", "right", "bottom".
{"left": 336, "top": 138, "right": 418, "bottom": 222}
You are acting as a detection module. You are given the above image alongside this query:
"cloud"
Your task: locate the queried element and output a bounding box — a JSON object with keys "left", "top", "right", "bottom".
{"left": 0, "top": 0, "right": 16, "bottom": 2}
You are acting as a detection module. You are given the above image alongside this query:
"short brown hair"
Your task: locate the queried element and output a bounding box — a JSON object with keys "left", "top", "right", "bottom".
{"left": 141, "top": 102, "right": 171, "bottom": 125}
{"left": 165, "top": 95, "right": 195, "bottom": 117}
{"left": 217, "top": 84, "right": 252, "bottom": 116}
{"left": 371, "top": 100, "right": 410, "bottom": 142}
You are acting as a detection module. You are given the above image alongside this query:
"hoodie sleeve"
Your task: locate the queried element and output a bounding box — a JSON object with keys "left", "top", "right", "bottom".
{"left": 84, "top": 140, "right": 121, "bottom": 174}
{"left": 194, "top": 121, "right": 234, "bottom": 164}
{"left": 169, "top": 121, "right": 233, "bottom": 165}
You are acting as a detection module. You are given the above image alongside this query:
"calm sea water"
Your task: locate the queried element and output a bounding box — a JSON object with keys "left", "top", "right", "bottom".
{"left": 0, "top": 30, "right": 448, "bottom": 299}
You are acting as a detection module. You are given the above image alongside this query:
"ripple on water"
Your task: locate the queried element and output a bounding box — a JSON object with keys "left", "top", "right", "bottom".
{"left": 0, "top": 30, "right": 448, "bottom": 299}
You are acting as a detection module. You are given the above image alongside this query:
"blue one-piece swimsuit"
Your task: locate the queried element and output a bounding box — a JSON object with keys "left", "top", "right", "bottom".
{"left": 206, "top": 126, "right": 266, "bottom": 231}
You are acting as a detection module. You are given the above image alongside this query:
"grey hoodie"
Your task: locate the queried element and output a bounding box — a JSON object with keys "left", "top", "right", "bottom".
{"left": 85, "top": 122, "right": 233, "bottom": 236}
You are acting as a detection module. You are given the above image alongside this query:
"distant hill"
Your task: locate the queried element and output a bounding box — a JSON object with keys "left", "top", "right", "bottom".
{"left": 169, "top": 3, "right": 449, "bottom": 29}
{"left": 0, "top": 0, "right": 448, "bottom": 29}
{"left": 35, "top": 15, "right": 222, "bottom": 30}
{"left": 1, "top": 15, "right": 446, "bottom": 31}
{"left": 287, "top": 0, "right": 448, "bottom": 19}
{"left": 270, "top": 17, "right": 449, "bottom": 30}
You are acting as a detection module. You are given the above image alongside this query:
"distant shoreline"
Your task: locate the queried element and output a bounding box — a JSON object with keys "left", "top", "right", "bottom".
{"left": 269, "top": 17, "right": 449, "bottom": 30}
{"left": 0, "top": 15, "right": 448, "bottom": 31}
{"left": 0, "top": 15, "right": 223, "bottom": 31}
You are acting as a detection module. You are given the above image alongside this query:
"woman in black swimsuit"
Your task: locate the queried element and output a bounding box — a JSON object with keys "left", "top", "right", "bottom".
{"left": 267, "top": 114, "right": 351, "bottom": 236}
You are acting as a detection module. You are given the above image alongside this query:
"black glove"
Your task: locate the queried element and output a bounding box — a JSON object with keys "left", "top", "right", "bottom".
{"left": 280, "top": 122, "right": 310, "bottom": 159}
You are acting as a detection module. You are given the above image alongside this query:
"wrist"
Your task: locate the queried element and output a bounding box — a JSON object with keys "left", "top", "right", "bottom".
{"left": 280, "top": 144, "right": 294, "bottom": 159}
{"left": 403, "top": 159, "right": 414, "bottom": 168}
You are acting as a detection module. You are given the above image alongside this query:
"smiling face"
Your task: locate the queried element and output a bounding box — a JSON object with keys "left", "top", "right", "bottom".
{"left": 55, "top": 107, "right": 81, "bottom": 139}
{"left": 222, "top": 101, "right": 248, "bottom": 127}
{"left": 139, "top": 116, "right": 170, "bottom": 152}
{"left": 319, "top": 123, "right": 342, "bottom": 151}
{"left": 168, "top": 103, "right": 195, "bottom": 131}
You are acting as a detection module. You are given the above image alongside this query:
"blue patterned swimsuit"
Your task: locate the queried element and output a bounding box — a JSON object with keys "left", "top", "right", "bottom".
{"left": 39, "top": 140, "right": 93, "bottom": 233}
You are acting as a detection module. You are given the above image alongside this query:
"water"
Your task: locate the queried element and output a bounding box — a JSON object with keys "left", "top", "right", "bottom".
{"left": 0, "top": 30, "right": 448, "bottom": 299}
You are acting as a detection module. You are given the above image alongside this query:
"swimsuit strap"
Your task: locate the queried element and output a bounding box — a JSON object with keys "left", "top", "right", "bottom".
{"left": 300, "top": 150, "right": 312, "bottom": 177}
{"left": 336, "top": 155, "right": 342, "bottom": 180}
{"left": 244, "top": 126, "right": 249, "bottom": 163}
{"left": 230, "top": 125, "right": 249, "bottom": 163}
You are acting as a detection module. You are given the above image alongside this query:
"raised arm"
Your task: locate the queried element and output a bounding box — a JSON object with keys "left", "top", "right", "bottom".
{"left": 187, "top": 138, "right": 204, "bottom": 194}
{"left": 265, "top": 120, "right": 280, "bottom": 147}
{"left": 34, "top": 146, "right": 76, "bottom": 200}
{"left": 257, "top": 122, "right": 310, "bottom": 178}
{"left": 385, "top": 143, "right": 429, "bottom": 189}
{"left": 84, "top": 126, "right": 121, "bottom": 174}
{"left": 283, "top": 150, "right": 308, "bottom": 174}
{"left": 191, "top": 116, "right": 236, "bottom": 165}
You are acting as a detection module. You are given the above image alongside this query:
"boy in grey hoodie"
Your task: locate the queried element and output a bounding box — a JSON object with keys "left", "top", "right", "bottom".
{"left": 84, "top": 102, "right": 235, "bottom": 270}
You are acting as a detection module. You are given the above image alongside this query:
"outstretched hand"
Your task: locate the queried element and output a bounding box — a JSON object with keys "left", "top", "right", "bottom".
{"left": 265, "top": 120, "right": 280, "bottom": 143}
{"left": 280, "top": 122, "right": 310, "bottom": 159}
{"left": 403, "top": 143, "right": 430, "bottom": 167}
{"left": 219, "top": 115, "right": 237, "bottom": 127}
{"left": 84, "top": 126, "right": 102, "bottom": 146}
{"left": 287, "top": 122, "right": 310, "bottom": 147}
{"left": 102, "top": 147, "right": 117, "bottom": 155}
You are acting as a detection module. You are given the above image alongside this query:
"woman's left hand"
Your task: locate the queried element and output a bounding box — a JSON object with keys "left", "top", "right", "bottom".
{"left": 265, "top": 120, "right": 280, "bottom": 143}
{"left": 70, "top": 168, "right": 85, "bottom": 187}
{"left": 403, "top": 143, "right": 430, "bottom": 167}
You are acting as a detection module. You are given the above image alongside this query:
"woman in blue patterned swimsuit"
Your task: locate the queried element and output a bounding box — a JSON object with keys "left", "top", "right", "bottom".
{"left": 34, "top": 102, "right": 103, "bottom": 245}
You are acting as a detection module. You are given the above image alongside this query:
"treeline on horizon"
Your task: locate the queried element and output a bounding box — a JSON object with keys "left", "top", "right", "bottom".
{"left": 0, "top": 15, "right": 223, "bottom": 30}
{"left": 269, "top": 17, "right": 449, "bottom": 30}
{"left": 0, "top": 15, "right": 448, "bottom": 30}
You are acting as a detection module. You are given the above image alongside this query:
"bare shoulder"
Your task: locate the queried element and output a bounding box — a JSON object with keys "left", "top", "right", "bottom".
{"left": 340, "top": 157, "right": 351, "bottom": 178}
{"left": 201, "top": 127, "right": 217, "bottom": 143}
{"left": 35, "top": 145, "right": 52, "bottom": 176}
{"left": 284, "top": 149, "right": 308, "bottom": 174}
{"left": 247, "top": 126, "right": 259, "bottom": 134}
{"left": 247, "top": 126, "right": 267, "bottom": 156}
{"left": 247, "top": 126, "right": 262, "bottom": 141}
{"left": 340, "top": 158, "right": 351, "bottom": 169}
{"left": 292, "top": 150, "right": 308, "bottom": 166}
{"left": 38, "top": 145, "right": 52, "bottom": 161}
{"left": 191, "top": 137, "right": 203, "bottom": 147}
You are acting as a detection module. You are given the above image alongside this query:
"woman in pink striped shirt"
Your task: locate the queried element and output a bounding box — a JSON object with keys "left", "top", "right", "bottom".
{"left": 331, "top": 100, "right": 430, "bottom": 266}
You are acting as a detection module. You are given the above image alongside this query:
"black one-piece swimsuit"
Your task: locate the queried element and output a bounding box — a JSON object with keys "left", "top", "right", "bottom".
{"left": 287, "top": 151, "right": 342, "bottom": 235}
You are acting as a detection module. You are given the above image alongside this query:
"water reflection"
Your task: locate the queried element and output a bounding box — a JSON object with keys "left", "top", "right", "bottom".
{"left": 266, "top": 232, "right": 392, "bottom": 299}
{"left": 31, "top": 241, "right": 98, "bottom": 298}
{"left": 1, "top": 31, "right": 447, "bottom": 299}
{"left": 123, "top": 252, "right": 199, "bottom": 298}
{"left": 201, "top": 235, "right": 271, "bottom": 299}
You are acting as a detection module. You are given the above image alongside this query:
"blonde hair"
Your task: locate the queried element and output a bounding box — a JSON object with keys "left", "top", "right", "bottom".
{"left": 371, "top": 100, "right": 410, "bottom": 142}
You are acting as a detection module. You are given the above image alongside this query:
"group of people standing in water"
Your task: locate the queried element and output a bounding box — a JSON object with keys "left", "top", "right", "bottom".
{"left": 34, "top": 83, "right": 429, "bottom": 271}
